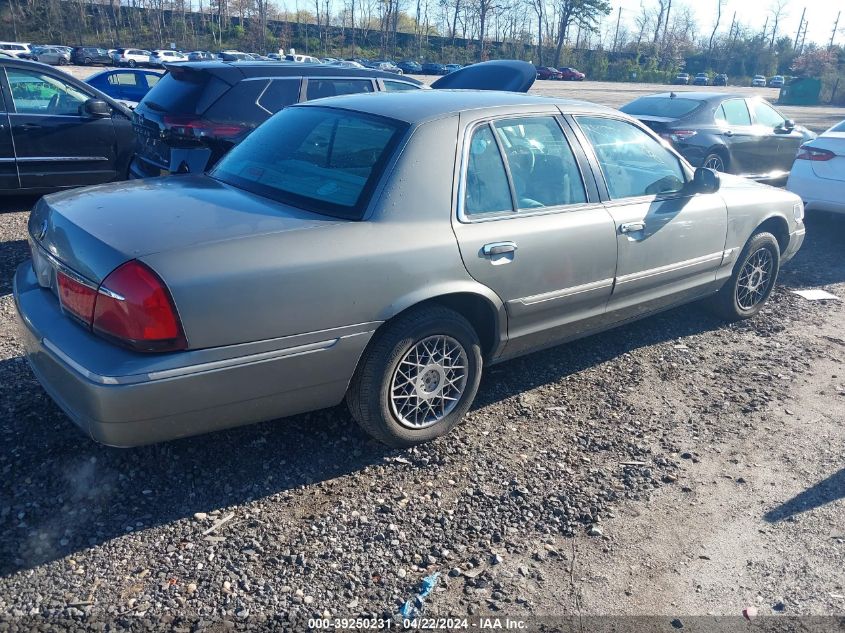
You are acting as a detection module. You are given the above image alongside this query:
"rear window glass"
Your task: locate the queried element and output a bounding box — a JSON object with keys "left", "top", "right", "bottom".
{"left": 305, "top": 79, "right": 374, "bottom": 100}
{"left": 620, "top": 97, "right": 701, "bottom": 118}
{"left": 212, "top": 106, "right": 406, "bottom": 220}
{"left": 830, "top": 120, "right": 845, "bottom": 132}
{"left": 141, "top": 71, "right": 227, "bottom": 114}
{"left": 205, "top": 80, "right": 270, "bottom": 124}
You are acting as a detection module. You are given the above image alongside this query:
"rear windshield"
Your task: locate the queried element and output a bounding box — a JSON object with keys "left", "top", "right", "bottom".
{"left": 620, "top": 97, "right": 701, "bottom": 118}
{"left": 211, "top": 106, "right": 407, "bottom": 220}
{"left": 141, "top": 70, "right": 227, "bottom": 114}
{"left": 829, "top": 120, "right": 845, "bottom": 132}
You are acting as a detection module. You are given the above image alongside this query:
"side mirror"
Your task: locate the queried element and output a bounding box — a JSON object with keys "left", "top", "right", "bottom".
{"left": 83, "top": 98, "right": 111, "bottom": 118}
{"left": 782, "top": 119, "right": 795, "bottom": 131}
{"left": 690, "top": 167, "right": 721, "bottom": 194}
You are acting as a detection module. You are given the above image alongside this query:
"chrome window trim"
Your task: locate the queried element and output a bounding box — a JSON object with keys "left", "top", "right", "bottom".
{"left": 456, "top": 113, "right": 594, "bottom": 224}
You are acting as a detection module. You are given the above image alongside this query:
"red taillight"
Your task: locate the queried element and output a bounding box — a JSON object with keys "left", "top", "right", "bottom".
{"left": 57, "top": 270, "right": 97, "bottom": 325}
{"left": 661, "top": 129, "right": 697, "bottom": 143}
{"left": 795, "top": 145, "right": 835, "bottom": 161}
{"left": 163, "top": 114, "right": 246, "bottom": 139}
{"left": 92, "top": 261, "right": 186, "bottom": 352}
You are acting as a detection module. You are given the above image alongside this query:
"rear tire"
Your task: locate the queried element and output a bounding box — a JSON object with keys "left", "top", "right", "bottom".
{"left": 703, "top": 151, "right": 728, "bottom": 173}
{"left": 347, "top": 306, "right": 483, "bottom": 448}
{"left": 709, "top": 232, "right": 780, "bottom": 321}
{"left": 84, "top": 57, "right": 92, "bottom": 65}
{"left": 128, "top": 59, "right": 136, "bottom": 68}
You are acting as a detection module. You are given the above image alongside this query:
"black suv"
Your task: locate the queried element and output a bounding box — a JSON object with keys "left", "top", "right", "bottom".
{"left": 130, "top": 62, "right": 424, "bottom": 178}
{"left": 71, "top": 46, "right": 112, "bottom": 65}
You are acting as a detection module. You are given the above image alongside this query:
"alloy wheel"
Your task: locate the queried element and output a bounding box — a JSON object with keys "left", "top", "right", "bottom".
{"left": 736, "top": 247, "right": 774, "bottom": 310}
{"left": 704, "top": 154, "right": 725, "bottom": 172}
{"left": 389, "top": 335, "right": 468, "bottom": 429}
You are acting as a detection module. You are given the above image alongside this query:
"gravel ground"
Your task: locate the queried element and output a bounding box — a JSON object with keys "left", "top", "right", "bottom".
{"left": 0, "top": 186, "right": 843, "bottom": 628}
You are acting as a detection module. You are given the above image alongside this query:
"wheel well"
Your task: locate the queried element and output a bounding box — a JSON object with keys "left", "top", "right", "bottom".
{"left": 399, "top": 293, "right": 500, "bottom": 359}
{"left": 705, "top": 145, "right": 729, "bottom": 167}
{"left": 755, "top": 216, "right": 790, "bottom": 254}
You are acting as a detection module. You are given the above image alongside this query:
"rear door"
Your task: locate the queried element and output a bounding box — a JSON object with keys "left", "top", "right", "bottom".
{"left": 452, "top": 112, "right": 618, "bottom": 358}
{"left": 714, "top": 98, "right": 758, "bottom": 174}
{"left": 572, "top": 114, "right": 728, "bottom": 319}
{"left": 3, "top": 66, "right": 118, "bottom": 189}
{"left": 0, "top": 87, "right": 18, "bottom": 190}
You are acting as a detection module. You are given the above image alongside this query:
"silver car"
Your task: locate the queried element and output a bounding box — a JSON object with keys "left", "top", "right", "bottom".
{"left": 14, "top": 90, "right": 805, "bottom": 448}
{"left": 29, "top": 46, "right": 70, "bottom": 65}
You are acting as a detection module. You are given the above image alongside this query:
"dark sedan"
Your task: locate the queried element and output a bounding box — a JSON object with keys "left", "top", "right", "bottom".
{"left": 559, "top": 67, "right": 585, "bottom": 80}
{"left": 535, "top": 66, "right": 563, "bottom": 80}
{"left": 71, "top": 46, "right": 113, "bottom": 65}
{"left": 0, "top": 58, "right": 135, "bottom": 194}
{"left": 621, "top": 92, "right": 815, "bottom": 183}
{"left": 421, "top": 62, "right": 447, "bottom": 75}
{"left": 397, "top": 60, "right": 422, "bottom": 74}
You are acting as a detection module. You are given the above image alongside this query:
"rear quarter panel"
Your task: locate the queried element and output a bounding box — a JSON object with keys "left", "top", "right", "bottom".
{"left": 718, "top": 174, "right": 800, "bottom": 254}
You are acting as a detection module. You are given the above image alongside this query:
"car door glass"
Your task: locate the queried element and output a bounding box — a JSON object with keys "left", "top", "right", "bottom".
{"left": 383, "top": 80, "right": 420, "bottom": 92}
{"left": 108, "top": 73, "right": 138, "bottom": 86}
{"left": 750, "top": 100, "right": 785, "bottom": 128}
{"left": 576, "top": 116, "right": 686, "bottom": 199}
{"left": 492, "top": 116, "right": 586, "bottom": 209}
{"left": 305, "top": 79, "right": 374, "bottom": 100}
{"left": 257, "top": 78, "right": 301, "bottom": 113}
{"left": 7, "top": 69, "right": 88, "bottom": 116}
{"left": 145, "top": 73, "right": 161, "bottom": 87}
{"left": 464, "top": 125, "right": 513, "bottom": 216}
{"left": 716, "top": 99, "right": 751, "bottom": 126}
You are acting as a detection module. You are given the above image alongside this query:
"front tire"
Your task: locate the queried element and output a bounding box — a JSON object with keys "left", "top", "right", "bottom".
{"left": 347, "top": 306, "right": 483, "bottom": 448}
{"left": 709, "top": 232, "right": 780, "bottom": 321}
{"left": 702, "top": 152, "right": 728, "bottom": 173}
{"left": 128, "top": 59, "right": 136, "bottom": 68}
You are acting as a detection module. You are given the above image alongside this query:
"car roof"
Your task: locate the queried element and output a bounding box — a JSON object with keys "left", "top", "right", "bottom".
{"left": 296, "top": 89, "right": 616, "bottom": 125}
{"left": 642, "top": 91, "right": 746, "bottom": 102}
{"left": 166, "top": 60, "right": 424, "bottom": 86}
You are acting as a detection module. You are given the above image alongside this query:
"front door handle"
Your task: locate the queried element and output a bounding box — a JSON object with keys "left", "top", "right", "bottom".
{"left": 482, "top": 241, "right": 517, "bottom": 257}
{"left": 619, "top": 222, "right": 646, "bottom": 234}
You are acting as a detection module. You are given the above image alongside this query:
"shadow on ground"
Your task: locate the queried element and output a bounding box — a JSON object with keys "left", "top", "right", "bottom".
{"left": 763, "top": 468, "right": 845, "bottom": 523}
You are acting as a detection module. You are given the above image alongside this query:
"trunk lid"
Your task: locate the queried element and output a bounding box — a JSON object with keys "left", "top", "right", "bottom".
{"left": 634, "top": 115, "right": 677, "bottom": 134}
{"left": 29, "top": 175, "right": 343, "bottom": 285}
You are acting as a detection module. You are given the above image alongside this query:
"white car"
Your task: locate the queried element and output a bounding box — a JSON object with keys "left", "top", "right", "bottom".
{"left": 786, "top": 120, "right": 845, "bottom": 215}
{"left": 751, "top": 75, "right": 767, "bottom": 87}
{"left": 0, "top": 41, "right": 30, "bottom": 57}
{"left": 113, "top": 48, "right": 151, "bottom": 67}
{"left": 149, "top": 49, "right": 188, "bottom": 67}
{"left": 284, "top": 53, "right": 322, "bottom": 64}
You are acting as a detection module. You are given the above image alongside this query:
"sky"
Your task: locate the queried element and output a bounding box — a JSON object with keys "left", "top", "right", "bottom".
{"left": 612, "top": 0, "right": 843, "bottom": 48}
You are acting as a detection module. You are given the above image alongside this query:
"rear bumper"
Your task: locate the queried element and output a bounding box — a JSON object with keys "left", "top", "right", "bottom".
{"left": 13, "top": 263, "right": 375, "bottom": 447}
{"left": 787, "top": 168, "right": 845, "bottom": 215}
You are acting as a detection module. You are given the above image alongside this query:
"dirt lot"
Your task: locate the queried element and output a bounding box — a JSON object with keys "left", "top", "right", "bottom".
{"left": 62, "top": 64, "right": 845, "bottom": 133}
{"left": 0, "top": 181, "right": 843, "bottom": 630}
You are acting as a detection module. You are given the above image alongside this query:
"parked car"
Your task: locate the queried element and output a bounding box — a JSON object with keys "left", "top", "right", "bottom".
{"left": 445, "top": 63, "right": 463, "bottom": 73}
{"left": 621, "top": 92, "right": 815, "bottom": 184}
{"left": 149, "top": 49, "right": 188, "bottom": 67}
{"left": 112, "top": 48, "right": 151, "bottom": 67}
{"left": 187, "top": 51, "right": 216, "bottom": 62}
{"left": 751, "top": 75, "right": 767, "bottom": 87}
{"left": 397, "top": 60, "right": 422, "bottom": 74}
{"left": 330, "top": 60, "right": 366, "bottom": 69}
{"left": 285, "top": 54, "right": 321, "bottom": 64}
{"left": 85, "top": 68, "right": 163, "bottom": 108}
{"left": 673, "top": 72, "right": 690, "bottom": 85}
{"left": 713, "top": 73, "right": 728, "bottom": 86}
{"left": 14, "top": 84, "right": 806, "bottom": 448}
{"left": 692, "top": 72, "right": 709, "bottom": 86}
{"left": 0, "top": 57, "right": 134, "bottom": 194}
{"left": 219, "top": 51, "right": 249, "bottom": 62}
{"left": 71, "top": 46, "right": 113, "bottom": 65}
{"left": 786, "top": 119, "right": 845, "bottom": 215}
{"left": 374, "top": 61, "right": 403, "bottom": 74}
{"left": 558, "top": 66, "right": 585, "bottom": 81}
{"left": 421, "top": 62, "right": 447, "bottom": 75}
{"left": 535, "top": 66, "right": 564, "bottom": 80}
{"left": 0, "top": 42, "right": 31, "bottom": 58}
{"left": 129, "top": 62, "right": 425, "bottom": 178}
{"left": 768, "top": 75, "right": 785, "bottom": 88}
{"left": 29, "top": 46, "right": 70, "bottom": 65}
{"left": 267, "top": 53, "right": 283, "bottom": 61}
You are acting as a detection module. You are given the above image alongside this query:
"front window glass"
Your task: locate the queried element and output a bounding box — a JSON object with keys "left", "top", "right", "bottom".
{"left": 8, "top": 69, "right": 88, "bottom": 115}
{"left": 305, "top": 79, "right": 374, "bottom": 100}
{"left": 576, "top": 116, "right": 686, "bottom": 199}
{"left": 463, "top": 125, "right": 513, "bottom": 216}
{"left": 212, "top": 107, "right": 406, "bottom": 219}
{"left": 492, "top": 116, "right": 586, "bottom": 209}
{"left": 751, "top": 100, "right": 785, "bottom": 127}
{"left": 383, "top": 80, "right": 420, "bottom": 92}
{"left": 715, "top": 99, "right": 751, "bottom": 126}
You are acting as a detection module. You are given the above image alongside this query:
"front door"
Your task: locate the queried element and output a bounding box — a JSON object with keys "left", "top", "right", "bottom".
{"left": 572, "top": 115, "right": 728, "bottom": 320}
{"left": 748, "top": 98, "right": 805, "bottom": 176}
{"left": 0, "top": 88, "right": 18, "bottom": 190}
{"left": 3, "top": 66, "right": 117, "bottom": 190}
{"left": 714, "top": 98, "right": 758, "bottom": 175}
{"left": 452, "top": 114, "right": 618, "bottom": 358}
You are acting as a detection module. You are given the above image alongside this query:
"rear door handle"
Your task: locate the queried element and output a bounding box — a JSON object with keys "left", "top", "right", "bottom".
{"left": 619, "top": 222, "right": 646, "bottom": 234}
{"left": 482, "top": 241, "right": 517, "bottom": 257}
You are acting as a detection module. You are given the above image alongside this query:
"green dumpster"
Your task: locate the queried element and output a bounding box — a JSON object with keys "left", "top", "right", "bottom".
{"left": 779, "top": 77, "right": 821, "bottom": 105}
